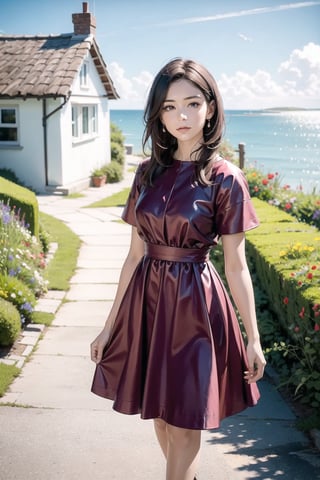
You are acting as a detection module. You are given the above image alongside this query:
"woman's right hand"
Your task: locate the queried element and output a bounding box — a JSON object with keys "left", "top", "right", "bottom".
{"left": 90, "top": 327, "right": 111, "bottom": 364}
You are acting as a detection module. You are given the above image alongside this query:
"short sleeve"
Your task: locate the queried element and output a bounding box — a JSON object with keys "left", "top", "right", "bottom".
{"left": 121, "top": 163, "right": 144, "bottom": 226}
{"left": 214, "top": 165, "right": 259, "bottom": 236}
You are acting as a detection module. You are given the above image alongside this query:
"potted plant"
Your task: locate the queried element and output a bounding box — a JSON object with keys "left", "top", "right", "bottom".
{"left": 91, "top": 167, "right": 107, "bottom": 187}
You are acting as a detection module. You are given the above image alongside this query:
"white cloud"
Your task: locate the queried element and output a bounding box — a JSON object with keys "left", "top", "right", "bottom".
{"left": 155, "top": 2, "right": 320, "bottom": 27}
{"left": 109, "top": 44, "right": 320, "bottom": 110}
{"left": 109, "top": 62, "right": 153, "bottom": 108}
{"left": 219, "top": 43, "right": 320, "bottom": 109}
{"left": 238, "top": 33, "right": 253, "bottom": 42}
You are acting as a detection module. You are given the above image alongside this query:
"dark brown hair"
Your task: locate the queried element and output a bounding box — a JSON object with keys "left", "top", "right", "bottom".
{"left": 141, "top": 58, "right": 225, "bottom": 185}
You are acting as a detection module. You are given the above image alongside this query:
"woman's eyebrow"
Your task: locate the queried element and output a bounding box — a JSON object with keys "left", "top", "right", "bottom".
{"left": 163, "top": 94, "right": 202, "bottom": 103}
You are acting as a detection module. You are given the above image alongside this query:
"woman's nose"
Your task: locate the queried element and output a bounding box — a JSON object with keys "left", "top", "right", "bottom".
{"left": 180, "top": 112, "right": 187, "bottom": 120}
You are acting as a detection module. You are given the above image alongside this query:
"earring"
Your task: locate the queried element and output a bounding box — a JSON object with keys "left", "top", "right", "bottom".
{"left": 162, "top": 125, "right": 166, "bottom": 133}
{"left": 207, "top": 119, "right": 211, "bottom": 129}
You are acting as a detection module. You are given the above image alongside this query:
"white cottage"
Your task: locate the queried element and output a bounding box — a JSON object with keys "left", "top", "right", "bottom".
{"left": 0, "top": 2, "right": 118, "bottom": 193}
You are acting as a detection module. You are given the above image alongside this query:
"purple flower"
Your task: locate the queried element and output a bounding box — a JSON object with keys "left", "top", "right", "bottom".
{"left": 312, "top": 209, "right": 320, "bottom": 220}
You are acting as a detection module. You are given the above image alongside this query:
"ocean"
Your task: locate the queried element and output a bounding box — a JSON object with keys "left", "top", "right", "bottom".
{"left": 110, "top": 109, "right": 320, "bottom": 193}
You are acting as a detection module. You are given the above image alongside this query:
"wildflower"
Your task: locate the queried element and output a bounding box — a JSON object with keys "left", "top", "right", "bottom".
{"left": 315, "top": 312, "right": 320, "bottom": 318}
{"left": 312, "top": 304, "right": 320, "bottom": 311}
{"left": 262, "top": 179, "right": 269, "bottom": 186}
{"left": 299, "top": 307, "right": 305, "bottom": 318}
{"left": 294, "top": 326, "right": 300, "bottom": 333}
{"left": 312, "top": 210, "right": 320, "bottom": 220}
{"left": 267, "top": 173, "right": 275, "bottom": 180}
{"left": 311, "top": 265, "right": 317, "bottom": 270}
{"left": 254, "top": 186, "right": 259, "bottom": 192}
{"left": 314, "top": 324, "right": 320, "bottom": 332}
{"left": 283, "top": 297, "right": 289, "bottom": 305}
{"left": 285, "top": 203, "right": 292, "bottom": 210}
{"left": 306, "top": 273, "right": 313, "bottom": 280}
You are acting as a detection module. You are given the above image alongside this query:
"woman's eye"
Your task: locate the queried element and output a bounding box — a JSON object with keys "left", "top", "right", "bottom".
{"left": 189, "top": 102, "right": 200, "bottom": 108}
{"left": 162, "top": 105, "right": 174, "bottom": 112}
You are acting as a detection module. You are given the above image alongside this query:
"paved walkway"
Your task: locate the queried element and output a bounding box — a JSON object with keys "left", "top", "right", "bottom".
{"left": 0, "top": 156, "right": 319, "bottom": 479}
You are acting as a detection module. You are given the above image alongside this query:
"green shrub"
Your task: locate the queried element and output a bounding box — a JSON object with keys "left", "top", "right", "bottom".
{"left": 0, "top": 177, "right": 39, "bottom": 237}
{"left": 0, "top": 168, "right": 21, "bottom": 185}
{"left": 111, "top": 141, "right": 125, "bottom": 165}
{"left": 0, "top": 297, "right": 21, "bottom": 346}
{"left": 0, "top": 274, "right": 36, "bottom": 324}
{"left": 39, "top": 223, "right": 51, "bottom": 254}
{"left": 111, "top": 122, "right": 125, "bottom": 145}
{"left": 103, "top": 161, "right": 124, "bottom": 183}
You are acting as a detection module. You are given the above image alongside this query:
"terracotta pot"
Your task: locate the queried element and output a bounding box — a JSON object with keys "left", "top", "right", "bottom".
{"left": 92, "top": 175, "right": 107, "bottom": 187}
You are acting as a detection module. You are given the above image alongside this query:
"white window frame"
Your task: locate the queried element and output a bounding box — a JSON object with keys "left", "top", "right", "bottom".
{"left": 79, "top": 61, "right": 89, "bottom": 88}
{"left": 72, "top": 104, "right": 98, "bottom": 141}
{"left": 0, "top": 106, "right": 19, "bottom": 145}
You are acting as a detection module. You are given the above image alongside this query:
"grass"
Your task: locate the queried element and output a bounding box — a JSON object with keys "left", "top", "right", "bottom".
{"left": 0, "top": 363, "right": 20, "bottom": 397}
{"left": 39, "top": 212, "right": 81, "bottom": 290}
{"left": 85, "top": 187, "right": 130, "bottom": 208}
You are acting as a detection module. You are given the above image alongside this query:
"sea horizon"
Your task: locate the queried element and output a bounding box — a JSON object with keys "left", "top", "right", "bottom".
{"left": 110, "top": 108, "right": 320, "bottom": 193}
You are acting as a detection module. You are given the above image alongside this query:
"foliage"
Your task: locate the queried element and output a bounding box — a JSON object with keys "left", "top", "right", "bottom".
{"left": 244, "top": 164, "right": 320, "bottom": 230}
{"left": 0, "top": 363, "right": 20, "bottom": 397}
{"left": 246, "top": 198, "right": 320, "bottom": 415}
{"left": 111, "top": 122, "right": 125, "bottom": 145}
{"left": 0, "top": 297, "right": 21, "bottom": 346}
{"left": 103, "top": 161, "right": 124, "bottom": 183}
{"left": 0, "top": 274, "right": 36, "bottom": 326}
{"left": 0, "top": 168, "right": 21, "bottom": 185}
{"left": 0, "top": 177, "right": 39, "bottom": 237}
{"left": 91, "top": 167, "right": 106, "bottom": 178}
{"left": 111, "top": 141, "right": 125, "bottom": 165}
{"left": 0, "top": 201, "right": 48, "bottom": 296}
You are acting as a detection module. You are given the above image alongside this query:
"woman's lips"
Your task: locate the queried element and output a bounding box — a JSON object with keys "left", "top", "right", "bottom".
{"left": 177, "top": 127, "right": 191, "bottom": 131}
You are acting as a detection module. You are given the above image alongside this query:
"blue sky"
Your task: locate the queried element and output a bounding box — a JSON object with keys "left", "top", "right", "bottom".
{"left": 1, "top": 0, "right": 320, "bottom": 109}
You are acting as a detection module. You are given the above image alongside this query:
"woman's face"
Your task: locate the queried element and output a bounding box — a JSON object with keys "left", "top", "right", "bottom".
{"left": 160, "top": 79, "right": 214, "bottom": 148}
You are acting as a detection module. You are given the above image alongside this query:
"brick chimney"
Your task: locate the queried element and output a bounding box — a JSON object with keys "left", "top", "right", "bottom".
{"left": 72, "top": 2, "right": 96, "bottom": 36}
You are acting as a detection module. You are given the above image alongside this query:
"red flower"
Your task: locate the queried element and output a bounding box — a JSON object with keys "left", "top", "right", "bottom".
{"left": 298, "top": 281, "right": 302, "bottom": 286}
{"left": 290, "top": 272, "right": 296, "bottom": 277}
{"left": 314, "top": 324, "right": 320, "bottom": 332}
{"left": 294, "top": 326, "right": 300, "bottom": 333}
{"left": 285, "top": 203, "right": 292, "bottom": 210}
{"left": 262, "top": 179, "right": 269, "bottom": 185}
{"left": 254, "top": 186, "right": 259, "bottom": 192}
{"left": 311, "top": 265, "right": 317, "bottom": 270}
{"left": 283, "top": 297, "right": 289, "bottom": 305}
{"left": 267, "top": 173, "right": 275, "bottom": 180}
{"left": 306, "top": 273, "right": 313, "bottom": 280}
{"left": 299, "top": 307, "right": 305, "bottom": 318}
{"left": 315, "top": 312, "right": 320, "bottom": 317}
{"left": 312, "top": 304, "right": 320, "bottom": 311}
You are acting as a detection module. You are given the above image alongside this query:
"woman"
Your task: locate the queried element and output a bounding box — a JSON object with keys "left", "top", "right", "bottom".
{"left": 91, "top": 58, "right": 266, "bottom": 480}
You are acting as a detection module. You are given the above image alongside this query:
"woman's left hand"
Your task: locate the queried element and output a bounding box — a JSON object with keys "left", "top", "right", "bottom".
{"left": 244, "top": 340, "right": 266, "bottom": 384}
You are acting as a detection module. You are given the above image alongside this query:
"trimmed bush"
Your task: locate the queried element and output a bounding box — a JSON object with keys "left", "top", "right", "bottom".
{"left": 0, "top": 274, "right": 36, "bottom": 324}
{"left": 0, "top": 177, "right": 39, "bottom": 237}
{"left": 103, "top": 161, "right": 124, "bottom": 183}
{"left": 246, "top": 198, "right": 320, "bottom": 410}
{"left": 0, "top": 297, "right": 21, "bottom": 346}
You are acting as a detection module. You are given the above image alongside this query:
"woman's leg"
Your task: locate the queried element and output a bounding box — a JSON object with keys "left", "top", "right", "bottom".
{"left": 153, "top": 418, "right": 168, "bottom": 458}
{"left": 153, "top": 420, "right": 201, "bottom": 480}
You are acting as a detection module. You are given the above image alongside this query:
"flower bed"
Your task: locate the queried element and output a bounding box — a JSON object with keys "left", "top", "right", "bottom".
{"left": 0, "top": 201, "right": 48, "bottom": 345}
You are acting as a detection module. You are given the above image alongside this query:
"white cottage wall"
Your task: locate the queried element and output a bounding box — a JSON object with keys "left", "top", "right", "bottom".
{"left": 60, "top": 53, "right": 111, "bottom": 186}
{"left": 0, "top": 99, "right": 46, "bottom": 192}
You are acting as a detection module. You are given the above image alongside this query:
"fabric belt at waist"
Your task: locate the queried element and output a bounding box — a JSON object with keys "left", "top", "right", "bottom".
{"left": 145, "top": 243, "right": 210, "bottom": 263}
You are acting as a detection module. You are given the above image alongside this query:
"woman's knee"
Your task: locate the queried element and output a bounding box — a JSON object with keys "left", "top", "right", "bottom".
{"left": 166, "top": 424, "right": 200, "bottom": 448}
{"left": 154, "top": 418, "right": 167, "bottom": 433}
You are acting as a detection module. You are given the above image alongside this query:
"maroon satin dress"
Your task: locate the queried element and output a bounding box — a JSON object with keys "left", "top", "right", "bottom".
{"left": 91, "top": 158, "right": 260, "bottom": 429}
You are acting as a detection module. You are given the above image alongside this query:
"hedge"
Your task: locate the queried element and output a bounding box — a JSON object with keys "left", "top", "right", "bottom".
{"left": 246, "top": 198, "right": 319, "bottom": 336}
{"left": 0, "top": 177, "right": 39, "bottom": 237}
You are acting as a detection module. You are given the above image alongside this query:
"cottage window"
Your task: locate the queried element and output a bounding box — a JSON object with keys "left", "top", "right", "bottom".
{"left": 72, "top": 106, "right": 79, "bottom": 137}
{"left": 0, "top": 107, "right": 18, "bottom": 144}
{"left": 72, "top": 104, "right": 98, "bottom": 141}
{"left": 80, "top": 62, "right": 89, "bottom": 88}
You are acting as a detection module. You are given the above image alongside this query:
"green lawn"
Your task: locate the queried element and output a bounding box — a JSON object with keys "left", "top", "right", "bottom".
{"left": 85, "top": 187, "right": 130, "bottom": 208}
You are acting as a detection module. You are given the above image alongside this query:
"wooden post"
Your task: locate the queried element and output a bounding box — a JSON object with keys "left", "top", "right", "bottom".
{"left": 238, "top": 143, "right": 245, "bottom": 169}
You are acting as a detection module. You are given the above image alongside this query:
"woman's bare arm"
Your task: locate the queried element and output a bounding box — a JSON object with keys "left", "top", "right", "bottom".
{"left": 221, "top": 232, "right": 266, "bottom": 383}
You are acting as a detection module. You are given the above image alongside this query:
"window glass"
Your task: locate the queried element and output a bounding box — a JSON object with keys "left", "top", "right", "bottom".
{"left": 1, "top": 109, "right": 16, "bottom": 124}
{"left": 82, "top": 106, "right": 89, "bottom": 134}
{"left": 0, "top": 107, "right": 18, "bottom": 143}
